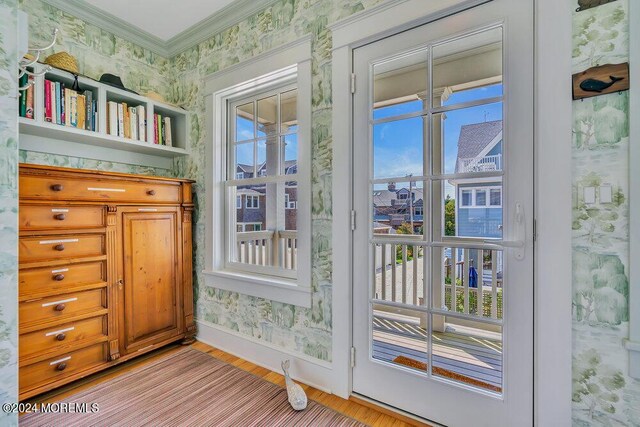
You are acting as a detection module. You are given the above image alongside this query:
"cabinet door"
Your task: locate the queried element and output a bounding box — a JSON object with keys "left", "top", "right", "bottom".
{"left": 119, "top": 207, "right": 183, "bottom": 354}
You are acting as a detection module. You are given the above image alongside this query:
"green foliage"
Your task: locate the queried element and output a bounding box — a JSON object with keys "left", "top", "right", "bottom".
{"left": 445, "top": 196, "right": 456, "bottom": 237}
{"left": 444, "top": 287, "right": 503, "bottom": 319}
{"left": 573, "top": 249, "right": 628, "bottom": 325}
{"left": 573, "top": 349, "right": 625, "bottom": 419}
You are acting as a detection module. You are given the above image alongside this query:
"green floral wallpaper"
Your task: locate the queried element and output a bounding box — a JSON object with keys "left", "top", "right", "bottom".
{"left": 572, "top": 1, "right": 640, "bottom": 425}
{"left": 17, "top": 0, "right": 173, "bottom": 175}
{"left": 0, "top": 0, "right": 18, "bottom": 424}
{"left": 169, "top": 0, "right": 386, "bottom": 362}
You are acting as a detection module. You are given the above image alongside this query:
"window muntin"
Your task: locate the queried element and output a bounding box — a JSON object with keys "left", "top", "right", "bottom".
{"left": 227, "top": 83, "right": 299, "bottom": 277}
{"left": 476, "top": 189, "right": 487, "bottom": 206}
{"left": 490, "top": 188, "right": 502, "bottom": 206}
{"left": 461, "top": 190, "right": 472, "bottom": 207}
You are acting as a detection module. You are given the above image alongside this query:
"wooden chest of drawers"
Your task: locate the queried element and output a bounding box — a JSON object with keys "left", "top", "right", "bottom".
{"left": 18, "top": 164, "right": 195, "bottom": 400}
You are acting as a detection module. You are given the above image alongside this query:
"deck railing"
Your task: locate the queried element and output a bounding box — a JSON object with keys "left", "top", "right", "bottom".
{"left": 458, "top": 154, "right": 502, "bottom": 173}
{"left": 236, "top": 230, "right": 297, "bottom": 270}
{"left": 373, "top": 243, "right": 503, "bottom": 321}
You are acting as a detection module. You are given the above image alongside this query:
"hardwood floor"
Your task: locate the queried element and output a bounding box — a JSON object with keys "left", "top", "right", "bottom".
{"left": 26, "top": 340, "right": 432, "bottom": 427}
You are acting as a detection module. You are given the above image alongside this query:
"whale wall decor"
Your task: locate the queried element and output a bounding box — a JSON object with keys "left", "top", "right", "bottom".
{"left": 576, "top": 0, "right": 618, "bottom": 12}
{"left": 572, "top": 63, "right": 629, "bottom": 100}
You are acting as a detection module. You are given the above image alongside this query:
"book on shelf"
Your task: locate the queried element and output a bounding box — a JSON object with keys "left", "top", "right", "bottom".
{"left": 25, "top": 78, "right": 34, "bottom": 119}
{"left": 18, "top": 73, "right": 28, "bottom": 117}
{"left": 59, "top": 82, "right": 65, "bottom": 125}
{"left": 163, "top": 117, "right": 172, "bottom": 147}
{"left": 54, "top": 82, "right": 61, "bottom": 124}
{"left": 44, "top": 80, "right": 52, "bottom": 122}
{"left": 117, "top": 103, "right": 125, "bottom": 138}
{"left": 77, "top": 95, "right": 86, "bottom": 130}
{"left": 84, "top": 91, "right": 93, "bottom": 131}
{"left": 69, "top": 91, "right": 78, "bottom": 128}
{"left": 108, "top": 101, "right": 118, "bottom": 136}
{"left": 153, "top": 114, "right": 158, "bottom": 144}
{"left": 136, "top": 106, "right": 146, "bottom": 142}
{"left": 129, "top": 107, "right": 137, "bottom": 141}
{"left": 64, "top": 89, "right": 71, "bottom": 126}
{"left": 123, "top": 102, "right": 130, "bottom": 139}
{"left": 18, "top": 73, "right": 35, "bottom": 119}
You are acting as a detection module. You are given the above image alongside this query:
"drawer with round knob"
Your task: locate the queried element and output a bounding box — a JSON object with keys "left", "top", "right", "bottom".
{"left": 19, "top": 288, "right": 106, "bottom": 330}
{"left": 19, "top": 316, "right": 108, "bottom": 361}
{"left": 19, "top": 234, "right": 105, "bottom": 263}
{"left": 19, "top": 205, "right": 105, "bottom": 230}
{"left": 19, "top": 342, "right": 108, "bottom": 392}
{"left": 20, "top": 175, "right": 181, "bottom": 204}
{"left": 19, "top": 261, "right": 106, "bottom": 299}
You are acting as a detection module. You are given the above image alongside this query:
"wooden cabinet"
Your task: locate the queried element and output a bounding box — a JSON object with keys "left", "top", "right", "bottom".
{"left": 18, "top": 164, "right": 195, "bottom": 400}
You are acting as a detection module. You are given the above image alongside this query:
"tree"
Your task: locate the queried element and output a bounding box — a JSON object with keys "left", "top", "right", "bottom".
{"left": 573, "top": 349, "right": 625, "bottom": 420}
{"left": 445, "top": 196, "right": 456, "bottom": 236}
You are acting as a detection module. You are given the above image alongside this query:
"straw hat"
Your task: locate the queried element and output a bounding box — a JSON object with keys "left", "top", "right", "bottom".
{"left": 44, "top": 52, "right": 79, "bottom": 74}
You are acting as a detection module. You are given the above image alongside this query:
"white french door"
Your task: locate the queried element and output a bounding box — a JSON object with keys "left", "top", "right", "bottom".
{"left": 351, "top": 1, "right": 533, "bottom": 426}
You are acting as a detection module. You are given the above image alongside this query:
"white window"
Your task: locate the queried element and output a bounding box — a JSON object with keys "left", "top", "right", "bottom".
{"left": 461, "top": 190, "right": 472, "bottom": 207}
{"left": 245, "top": 195, "right": 260, "bottom": 209}
{"left": 398, "top": 192, "right": 409, "bottom": 200}
{"left": 285, "top": 194, "right": 297, "bottom": 209}
{"left": 490, "top": 188, "right": 502, "bottom": 206}
{"left": 204, "top": 40, "right": 312, "bottom": 307}
{"left": 415, "top": 206, "right": 423, "bottom": 216}
{"left": 236, "top": 195, "right": 241, "bottom": 208}
{"left": 236, "top": 172, "right": 245, "bottom": 179}
{"left": 475, "top": 189, "right": 487, "bottom": 206}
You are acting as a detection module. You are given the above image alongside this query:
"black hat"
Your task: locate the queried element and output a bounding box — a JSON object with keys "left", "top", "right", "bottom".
{"left": 98, "top": 74, "right": 138, "bottom": 94}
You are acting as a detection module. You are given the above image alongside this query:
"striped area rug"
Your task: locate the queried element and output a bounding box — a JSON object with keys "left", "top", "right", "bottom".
{"left": 21, "top": 348, "right": 364, "bottom": 427}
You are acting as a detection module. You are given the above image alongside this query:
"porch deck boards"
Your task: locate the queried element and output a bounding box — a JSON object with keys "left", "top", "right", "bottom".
{"left": 372, "top": 315, "right": 503, "bottom": 390}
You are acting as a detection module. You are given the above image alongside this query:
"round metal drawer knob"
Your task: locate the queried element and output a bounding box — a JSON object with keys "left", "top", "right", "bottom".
{"left": 54, "top": 244, "right": 65, "bottom": 251}
{"left": 53, "top": 273, "right": 65, "bottom": 281}
{"left": 50, "top": 184, "right": 64, "bottom": 192}
{"left": 55, "top": 333, "right": 66, "bottom": 341}
{"left": 54, "top": 303, "right": 66, "bottom": 312}
{"left": 53, "top": 213, "right": 66, "bottom": 220}
{"left": 55, "top": 363, "right": 67, "bottom": 371}
{"left": 147, "top": 189, "right": 156, "bottom": 196}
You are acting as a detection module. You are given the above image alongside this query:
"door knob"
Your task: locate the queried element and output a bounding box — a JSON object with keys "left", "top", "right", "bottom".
{"left": 54, "top": 303, "right": 66, "bottom": 312}
{"left": 52, "top": 273, "right": 65, "bottom": 281}
{"left": 53, "top": 213, "right": 66, "bottom": 220}
{"left": 50, "top": 184, "right": 64, "bottom": 191}
{"left": 55, "top": 333, "right": 66, "bottom": 341}
{"left": 55, "top": 363, "right": 67, "bottom": 371}
{"left": 147, "top": 189, "right": 156, "bottom": 196}
{"left": 54, "top": 244, "right": 65, "bottom": 251}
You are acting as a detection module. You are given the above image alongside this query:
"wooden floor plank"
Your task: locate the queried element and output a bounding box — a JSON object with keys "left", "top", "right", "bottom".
{"left": 26, "top": 341, "right": 433, "bottom": 426}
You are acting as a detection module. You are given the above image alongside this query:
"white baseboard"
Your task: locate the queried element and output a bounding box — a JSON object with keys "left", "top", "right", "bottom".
{"left": 195, "top": 319, "right": 335, "bottom": 394}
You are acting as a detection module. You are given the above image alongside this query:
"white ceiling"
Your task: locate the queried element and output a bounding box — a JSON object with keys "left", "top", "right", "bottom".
{"left": 83, "top": 0, "right": 239, "bottom": 41}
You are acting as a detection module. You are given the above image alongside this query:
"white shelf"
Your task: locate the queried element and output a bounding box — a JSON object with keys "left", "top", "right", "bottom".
{"left": 18, "top": 64, "right": 190, "bottom": 169}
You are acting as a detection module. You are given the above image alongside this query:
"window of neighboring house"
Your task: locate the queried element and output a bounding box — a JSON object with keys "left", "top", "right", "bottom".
{"left": 475, "top": 189, "right": 487, "bottom": 206}
{"left": 236, "top": 195, "right": 241, "bottom": 209}
{"left": 490, "top": 188, "right": 502, "bottom": 206}
{"left": 236, "top": 172, "right": 245, "bottom": 179}
{"left": 245, "top": 195, "right": 260, "bottom": 209}
{"left": 415, "top": 206, "right": 423, "bottom": 216}
{"left": 284, "top": 193, "right": 297, "bottom": 209}
{"left": 205, "top": 42, "right": 312, "bottom": 307}
{"left": 461, "top": 190, "right": 472, "bottom": 207}
{"left": 398, "top": 192, "right": 409, "bottom": 200}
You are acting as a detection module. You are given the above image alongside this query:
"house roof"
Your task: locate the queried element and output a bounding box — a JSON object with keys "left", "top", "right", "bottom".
{"left": 455, "top": 120, "right": 502, "bottom": 173}
{"left": 373, "top": 187, "right": 424, "bottom": 207}
{"left": 236, "top": 160, "right": 297, "bottom": 174}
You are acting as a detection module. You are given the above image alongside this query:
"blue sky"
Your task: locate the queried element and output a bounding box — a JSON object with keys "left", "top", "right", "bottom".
{"left": 373, "top": 84, "right": 503, "bottom": 197}
{"left": 234, "top": 85, "right": 503, "bottom": 200}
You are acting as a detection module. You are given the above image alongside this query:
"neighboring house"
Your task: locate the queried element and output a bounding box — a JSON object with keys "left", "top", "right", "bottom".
{"left": 449, "top": 120, "right": 503, "bottom": 240}
{"left": 236, "top": 160, "right": 298, "bottom": 232}
{"left": 373, "top": 182, "right": 424, "bottom": 232}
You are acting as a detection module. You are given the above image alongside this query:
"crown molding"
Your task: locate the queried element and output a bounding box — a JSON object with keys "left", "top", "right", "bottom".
{"left": 39, "top": 0, "right": 279, "bottom": 59}
{"left": 166, "top": 0, "right": 279, "bottom": 57}
{"left": 40, "top": 0, "right": 170, "bottom": 56}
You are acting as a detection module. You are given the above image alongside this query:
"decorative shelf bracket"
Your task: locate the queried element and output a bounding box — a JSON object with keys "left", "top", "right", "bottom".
{"left": 18, "top": 28, "right": 58, "bottom": 91}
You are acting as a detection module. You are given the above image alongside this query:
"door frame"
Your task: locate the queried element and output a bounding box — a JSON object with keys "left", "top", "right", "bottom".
{"left": 330, "top": 0, "right": 573, "bottom": 423}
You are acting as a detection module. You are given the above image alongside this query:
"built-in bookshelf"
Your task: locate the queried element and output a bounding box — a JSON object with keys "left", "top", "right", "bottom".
{"left": 19, "top": 64, "right": 189, "bottom": 169}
